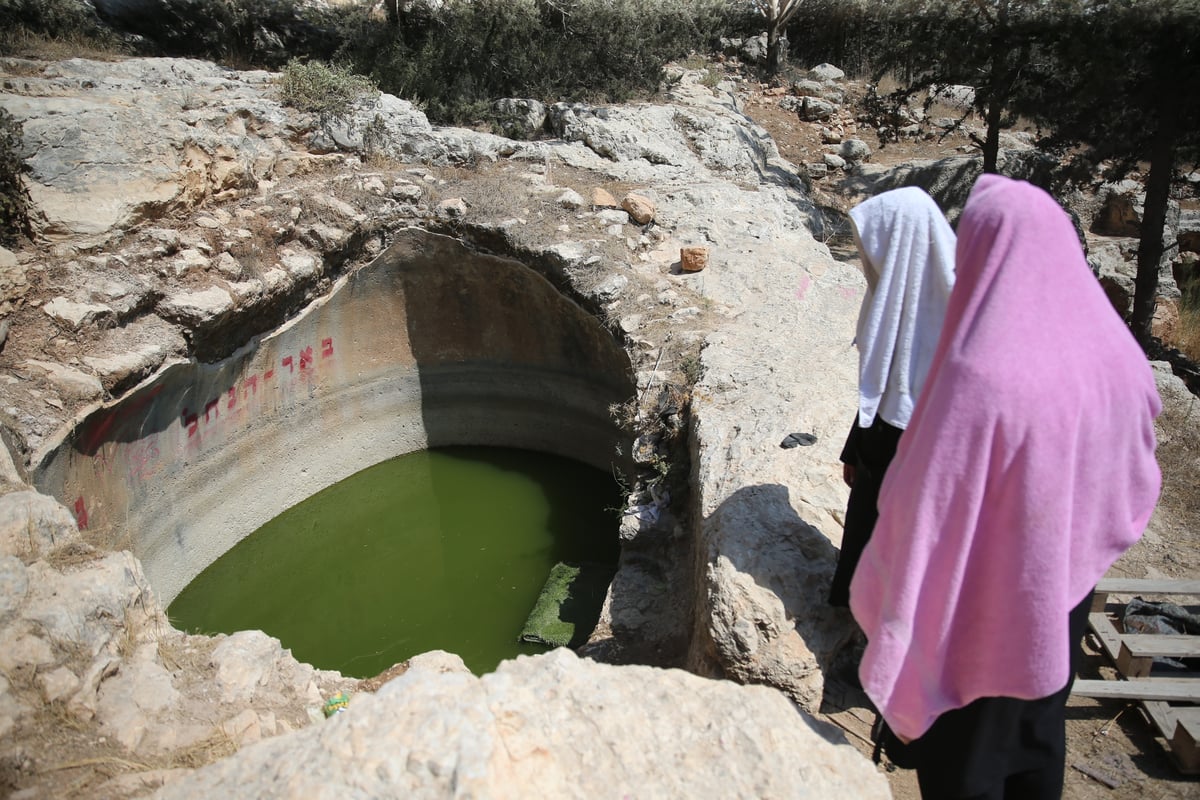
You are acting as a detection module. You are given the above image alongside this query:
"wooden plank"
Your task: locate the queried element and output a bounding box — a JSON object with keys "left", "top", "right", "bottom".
{"left": 1170, "top": 710, "right": 1200, "bottom": 775}
{"left": 1089, "top": 611, "right": 1126, "bottom": 664}
{"left": 1176, "top": 708, "right": 1200, "bottom": 728}
{"left": 1121, "top": 634, "right": 1200, "bottom": 659}
{"left": 1142, "top": 700, "right": 1179, "bottom": 741}
{"left": 1117, "top": 641, "right": 1154, "bottom": 678}
{"left": 1095, "top": 578, "right": 1200, "bottom": 597}
{"left": 1071, "top": 678, "right": 1200, "bottom": 702}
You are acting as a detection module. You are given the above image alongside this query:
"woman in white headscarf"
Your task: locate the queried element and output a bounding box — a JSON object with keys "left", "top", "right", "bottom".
{"left": 828, "top": 186, "right": 956, "bottom": 607}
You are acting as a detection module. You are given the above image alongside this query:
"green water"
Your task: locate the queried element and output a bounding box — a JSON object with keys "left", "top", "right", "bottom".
{"left": 168, "top": 446, "right": 621, "bottom": 677}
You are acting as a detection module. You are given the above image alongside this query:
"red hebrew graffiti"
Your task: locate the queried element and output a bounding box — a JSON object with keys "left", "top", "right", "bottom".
{"left": 74, "top": 497, "right": 88, "bottom": 530}
{"left": 127, "top": 437, "right": 161, "bottom": 482}
{"left": 181, "top": 408, "right": 199, "bottom": 437}
{"left": 93, "top": 338, "right": 340, "bottom": 469}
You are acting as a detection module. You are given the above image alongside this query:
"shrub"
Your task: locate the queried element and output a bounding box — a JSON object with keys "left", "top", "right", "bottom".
{"left": 338, "top": 0, "right": 739, "bottom": 126}
{"left": 278, "top": 59, "right": 377, "bottom": 122}
{"left": 0, "top": 0, "right": 125, "bottom": 56}
{"left": 1177, "top": 275, "right": 1200, "bottom": 362}
{"left": 0, "top": 109, "right": 31, "bottom": 247}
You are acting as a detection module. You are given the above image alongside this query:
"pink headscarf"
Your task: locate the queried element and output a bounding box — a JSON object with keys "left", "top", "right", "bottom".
{"left": 850, "top": 174, "right": 1162, "bottom": 740}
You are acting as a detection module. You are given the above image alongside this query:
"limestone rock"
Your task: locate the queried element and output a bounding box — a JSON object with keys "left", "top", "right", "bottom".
{"left": 210, "top": 629, "right": 287, "bottom": 703}
{"left": 0, "top": 490, "right": 80, "bottom": 561}
{"left": 809, "top": 63, "right": 846, "bottom": 82}
{"left": 96, "top": 647, "right": 182, "bottom": 751}
{"left": 22, "top": 552, "right": 154, "bottom": 656}
{"left": 157, "top": 286, "right": 235, "bottom": 326}
{"left": 931, "top": 84, "right": 976, "bottom": 111}
{"left": 279, "top": 247, "right": 319, "bottom": 280}
{"left": 0, "top": 249, "right": 31, "bottom": 309}
{"left": 158, "top": 649, "right": 890, "bottom": 799}
{"left": 5, "top": 58, "right": 288, "bottom": 240}
{"left": 556, "top": 189, "right": 586, "bottom": 210}
{"left": 0, "top": 673, "right": 27, "bottom": 741}
{"left": 493, "top": 98, "right": 547, "bottom": 139}
{"left": 39, "top": 665, "right": 81, "bottom": 703}
{"left": 42, "top": 296, "right": 114, "bottom": 330}
{"left": 436, "top": 198, "right": 468, "bottom": 219}
{"left": 0, "top": 555, "right": 28, "bottom": 622}
{"left": 82, "top": 315, "right": 189, "bottom": 393}
{"left": 839, "top": 139, "right": 872, "bottom": 164}
{"left": 23, "top": 359, "right": 104, "bottom": 400}
{"left": 622, "top": 192, "right": 655, "bottom": 225}
{"left": 591, "top": 187, "right": 618, "bottom": 208}
{"left": 784, "top": 95, "right": 837, "bottom": 122}
{"left": 0, "top": 630, "right": 54, "bottom": 671}
{"left": 1093, "top": 180, "right": 1144, "bottom": 237}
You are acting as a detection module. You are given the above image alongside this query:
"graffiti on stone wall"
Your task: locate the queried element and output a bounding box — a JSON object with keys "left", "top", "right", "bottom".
{"left": 72, "top": 337, "right": 336, "bottom": 530}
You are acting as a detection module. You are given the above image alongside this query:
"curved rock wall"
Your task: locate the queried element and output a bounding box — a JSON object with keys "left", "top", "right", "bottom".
{"left": 33, "top": 229, "right": 635, "bottom": 605}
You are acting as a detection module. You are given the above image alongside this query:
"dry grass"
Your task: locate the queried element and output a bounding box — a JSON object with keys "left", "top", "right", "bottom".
{"left": 44, "top": 540, "right": 101, "bottom": 571}
{"left": 1175, "top": 295, "right": 1200, "bottom": 363}
{"left": 0, "top": 29, "right": 127, "bottom": 62}
{"left": 226, "top": 212, "right": 290, "bottom": 279}
{"left": 152, "top": 730, "right": 238, "bottom": 770}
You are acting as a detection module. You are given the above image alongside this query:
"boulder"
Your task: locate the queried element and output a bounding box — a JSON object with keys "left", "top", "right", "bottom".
{"left": 493, "top": 98, "right": 547, "bottom": 140}
{"left": 158, "top": 649, "right": 890, "bottom": 799}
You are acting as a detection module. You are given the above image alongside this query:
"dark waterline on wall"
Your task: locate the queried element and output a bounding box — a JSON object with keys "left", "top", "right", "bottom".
{"left": 167, "top": 446, "right": 622, "bottom": 677}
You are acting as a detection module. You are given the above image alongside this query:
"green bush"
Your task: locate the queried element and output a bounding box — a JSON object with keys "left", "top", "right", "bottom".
{"left": 0, "top": 109, "right": 31, "bottom": 247}
{"left": 279, "top": 59, "right": 377, "bottom": 121}
{"left": 338, "top": 0, "right": 739, "bottom": 125}
{"left": 0, "top": 0, "right": 124, "bottom": 55}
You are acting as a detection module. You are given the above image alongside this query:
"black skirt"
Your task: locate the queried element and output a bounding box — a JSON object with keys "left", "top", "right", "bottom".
{"left": 828, "top": 414, "right": 903, "bottom": 607}
{"left": 877, "top": 590, "right": 1094, "bottom": 800}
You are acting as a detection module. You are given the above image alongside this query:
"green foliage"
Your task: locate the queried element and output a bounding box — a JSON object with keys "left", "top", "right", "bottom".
{"left": 0, "top": 108, "right": 31, "bottom": 247}
{"left": 1033, "top": 0, "right": 1200, "bottom": 169}
{"left": 780, "top": 0, "right": 891, "bottom": 76}
{"left": 279, "top": 60, "right": 377, "bottom": 121}
{"left": 337, "top": 0, "right": 737, "bottom": 125}
{"left": 0, "top": 0, "right": 124, "bottom": 54}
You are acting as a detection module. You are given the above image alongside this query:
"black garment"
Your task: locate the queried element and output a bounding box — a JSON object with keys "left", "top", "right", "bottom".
{"left": 828, "top": 414, "right": 903, "bottom": 607}
{"left": 878, "top": 590, "right": 1094, "bottom": 800}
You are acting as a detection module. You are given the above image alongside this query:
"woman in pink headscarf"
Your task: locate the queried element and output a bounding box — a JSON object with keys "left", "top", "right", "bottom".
{"left": 850, "top": 174, "right": 1162, "bottom": 799}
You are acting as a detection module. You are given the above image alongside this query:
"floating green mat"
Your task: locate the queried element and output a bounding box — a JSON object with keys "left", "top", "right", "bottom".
{"left": 518, "top": 561, "right": 616, "bottom": 648}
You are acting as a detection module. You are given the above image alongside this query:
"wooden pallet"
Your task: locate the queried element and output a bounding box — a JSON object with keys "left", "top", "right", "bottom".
{"left": 1072, "top": 578, "right": 1200, "bottom": 774}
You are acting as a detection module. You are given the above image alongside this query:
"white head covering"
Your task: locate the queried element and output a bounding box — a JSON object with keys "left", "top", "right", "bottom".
{"left": 849, "top": 186, "right": 956, "bottom": 429}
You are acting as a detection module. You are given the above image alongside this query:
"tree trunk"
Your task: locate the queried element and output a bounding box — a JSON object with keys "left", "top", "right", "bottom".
{"left": 766, "top": 20, "right": 784, "bottom": 77}
{"left": 983, "top": 98, "right": 1002, "bottom": 173}
{"left": 1131, "top": 107, "right": 1177, "bottom": 351}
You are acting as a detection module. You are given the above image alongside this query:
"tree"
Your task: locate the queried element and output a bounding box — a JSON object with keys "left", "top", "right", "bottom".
{"left": 1031, "top": 0, "right": 1200, "bottom": 350}
{"left": 868, "top": 0, "right": 1065, "bottom": 173}
{"left": 753, "top": 0, "right": 805, "bottom": 76}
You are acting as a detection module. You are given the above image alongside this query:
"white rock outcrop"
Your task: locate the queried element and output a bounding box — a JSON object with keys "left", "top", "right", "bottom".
{"left": 158, "top": 648, "right": 890, "bottom": 799}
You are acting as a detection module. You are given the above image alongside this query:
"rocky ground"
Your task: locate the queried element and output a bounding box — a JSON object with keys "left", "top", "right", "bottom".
{"left": 0, "top": 49, "right": 1195, "bottom": 799}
